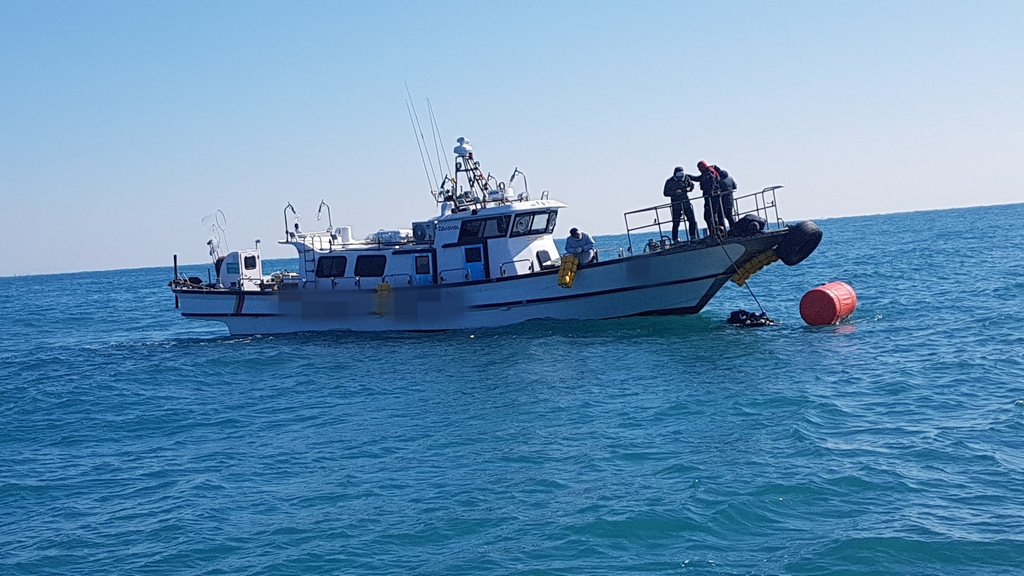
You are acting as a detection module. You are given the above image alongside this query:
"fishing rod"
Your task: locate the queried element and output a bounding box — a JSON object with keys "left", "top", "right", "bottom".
{"left": 405, "top": 98, "right": 435, "bottom": 195}
{"left": 405, "top": 83, "right": 440, "bottom": 191}
{"left": 426, "top": 98, "right": 449, "bottom": 183}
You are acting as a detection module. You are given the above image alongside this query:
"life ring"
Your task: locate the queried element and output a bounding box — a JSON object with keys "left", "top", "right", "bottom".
{"left": 775, "top": 220, "right": 823, "bottom": 266}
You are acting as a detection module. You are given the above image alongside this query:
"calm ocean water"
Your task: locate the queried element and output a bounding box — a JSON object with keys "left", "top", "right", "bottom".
{"left": 2, "top": 204, "right": 1023, "bottom": 575}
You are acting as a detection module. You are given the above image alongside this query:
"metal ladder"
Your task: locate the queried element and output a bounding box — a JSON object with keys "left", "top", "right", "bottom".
{"left": 302, "top": 241, "right": 316, "bottom": 285}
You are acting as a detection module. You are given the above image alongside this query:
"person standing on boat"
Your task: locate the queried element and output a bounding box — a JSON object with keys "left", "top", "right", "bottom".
{"left": 714, "top": 164, "right": 737, "bottom": 228}
{"left": 694, "top": 160, "right": 723, "bottom": 236}
{"left": 663, "top": 167, "right": 698, "bottom": 243}
{"left": 564, "top": 227, "right": 596, "bottom": 265}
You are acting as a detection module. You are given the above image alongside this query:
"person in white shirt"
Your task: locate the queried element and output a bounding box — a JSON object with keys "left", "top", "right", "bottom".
{"left": 564, "top": 227, "right": 596, "bottom": 265}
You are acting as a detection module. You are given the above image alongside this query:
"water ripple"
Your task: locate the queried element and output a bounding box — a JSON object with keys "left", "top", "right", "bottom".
{"left": 3, "top": 205, "right": 1024, "bottom": 574}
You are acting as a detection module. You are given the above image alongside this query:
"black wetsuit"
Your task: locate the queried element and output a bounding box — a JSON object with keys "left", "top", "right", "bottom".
{"left": 663, "top": 176, "right": 698, "bottom": 242}
{"left": 692, "top": 169, "right": 722, "bottom": 232}
{"left": 715, "top": 167, "right": 736, "bottom": 228}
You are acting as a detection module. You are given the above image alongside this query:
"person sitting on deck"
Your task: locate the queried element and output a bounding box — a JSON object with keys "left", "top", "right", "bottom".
{"left": 564, "top": 227, "right": 597, "bottom": 265}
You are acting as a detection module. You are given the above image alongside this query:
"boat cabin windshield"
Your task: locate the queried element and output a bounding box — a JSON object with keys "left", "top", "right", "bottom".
{"left": 458, "top": 215, "right": 511, "bottom": 242}
{"left": 454, "top": 209, "right": 558, "bottom": 242}
{"left": 511, "top": 211, "right": 557, "bottom": 237}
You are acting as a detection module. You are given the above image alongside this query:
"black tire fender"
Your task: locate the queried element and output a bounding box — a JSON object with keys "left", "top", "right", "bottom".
{"left": 776, "top": 220, "right": 823, "bottom": 266}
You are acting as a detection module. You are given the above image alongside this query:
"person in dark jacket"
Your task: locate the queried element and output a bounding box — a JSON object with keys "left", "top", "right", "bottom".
{"left": 694, "top": 160, "right": 723, "bottom": 235}
{"left": 663, "top": 166, "right": 697, "bottom": 242}
{"left": 713, "top": 165, "right": 737, "bottom": 228}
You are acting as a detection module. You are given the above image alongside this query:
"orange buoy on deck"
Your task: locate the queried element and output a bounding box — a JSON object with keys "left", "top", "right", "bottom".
{"left": 800, "top": 281, "right": 857, "bottom": 326}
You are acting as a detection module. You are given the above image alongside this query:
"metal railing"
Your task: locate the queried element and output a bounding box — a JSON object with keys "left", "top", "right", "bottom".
{"left": 623, "top": 203, "right": 693, "bottom": 255}
{"left": 500, "top": 259, "right": 535, "bottom": 277}
{"left": 596, "top": 247, "right": 625, "bottom": 261}
{"left": 439, "top": 267, "right": 471, "bottom": 284}
{"left": 623, "top": 185, "right": 786, "bottom": 254}
{"left": 732, "top": 185, "right": 785, "bottom": 230}
{"left": 384, "top": 273, "right": 413, "bottom": 286}
{"left": 330, "top": 277, "right": 357, "bottom": 290}
{"left": 311, "top": 234, "right": 335, "bottom": 252}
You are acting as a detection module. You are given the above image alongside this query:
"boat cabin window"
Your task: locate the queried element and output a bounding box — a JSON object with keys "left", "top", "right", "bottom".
{"left": 243, "top": 255, "right": 258, "bottom": 270}
{"left": 458, "top": 215, "right": 510, "bottom": 242}
{"left": 510, "top": 211, "right": 558, "bottom": 237}
{"left": 415, "top": 255, "right": 430, "bottom": 275}
{"left": 465, "top": 247, "right": 483, "bottom": 263}
{"left": 315, "top": 255, "right": 348, "bottom": 278}
{"left": 354, "top": 254, "right": 387, "bottom": 277}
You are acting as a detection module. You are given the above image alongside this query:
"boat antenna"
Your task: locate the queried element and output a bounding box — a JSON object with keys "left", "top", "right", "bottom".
{"left": 405, "top": 83, "right": 440, "bottom": 192}
{"left": 427, "top": 98, "right": 449, "bottom": 181}
{"left": 406, "top": 98, "right": 436, "bottom": 194}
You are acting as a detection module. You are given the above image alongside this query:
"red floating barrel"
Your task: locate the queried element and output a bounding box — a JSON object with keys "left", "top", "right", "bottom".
{"left": 800, "top": 281, "right": 857, "bottom": 326}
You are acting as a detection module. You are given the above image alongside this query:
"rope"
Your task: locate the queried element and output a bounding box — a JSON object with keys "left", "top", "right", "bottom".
{"left": 713, "top": 236, "right": 769, "bottom": 317}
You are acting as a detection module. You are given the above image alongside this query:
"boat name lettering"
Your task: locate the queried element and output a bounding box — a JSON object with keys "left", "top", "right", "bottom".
{"left": 436, "top": 224, "right": 459, "bottom": 232}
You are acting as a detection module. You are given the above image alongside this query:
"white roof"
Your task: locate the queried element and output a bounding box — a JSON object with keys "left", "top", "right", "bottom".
{"left": 435, "top": 199, "right": 567, "bottom": 222}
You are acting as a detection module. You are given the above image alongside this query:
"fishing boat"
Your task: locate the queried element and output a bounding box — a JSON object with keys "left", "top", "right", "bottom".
{"left": 170, "top": 137, "right": 821, "bottom": 334}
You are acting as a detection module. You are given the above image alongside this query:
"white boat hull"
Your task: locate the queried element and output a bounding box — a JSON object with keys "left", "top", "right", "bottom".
{"left": 176, "top": 234, "right": 783, "bottom": 335}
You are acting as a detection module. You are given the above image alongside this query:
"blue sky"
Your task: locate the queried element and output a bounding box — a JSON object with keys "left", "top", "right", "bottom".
{"left": 1, "top": 1, "right": 1022, "bottom": 275}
